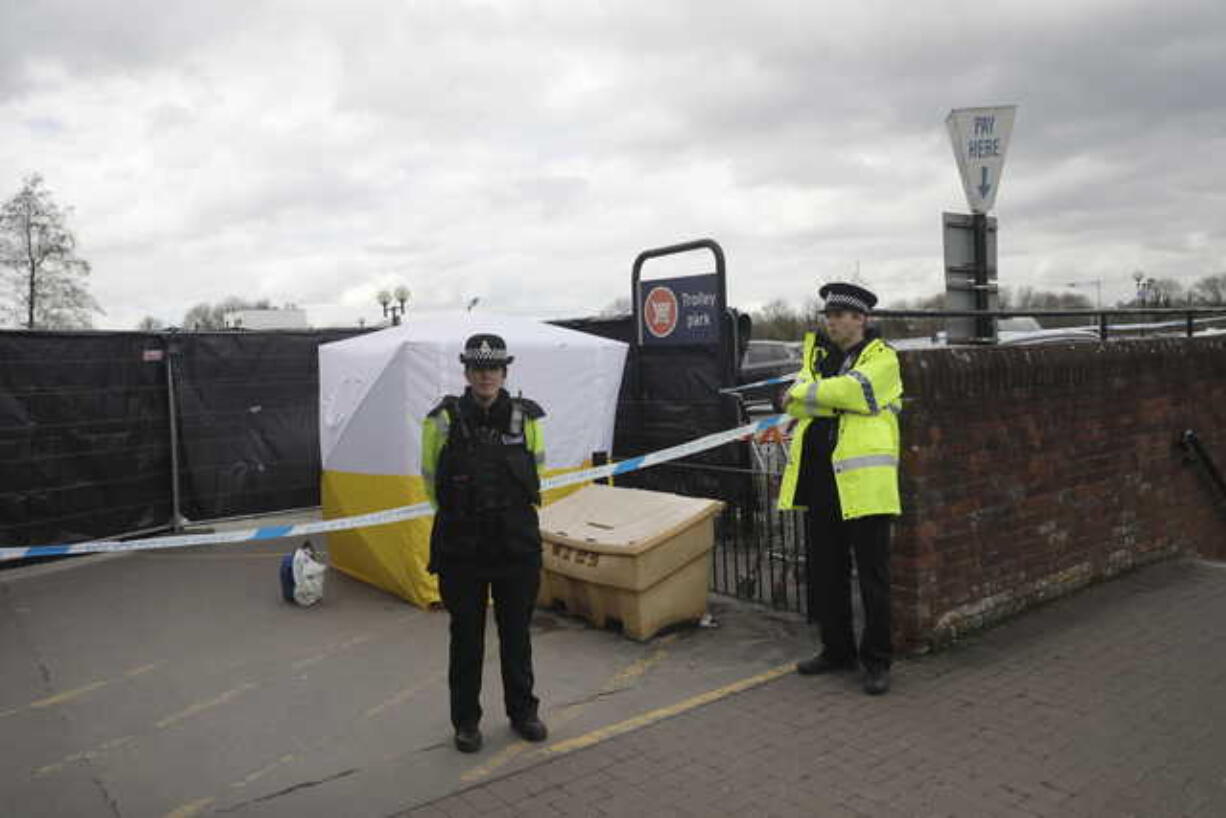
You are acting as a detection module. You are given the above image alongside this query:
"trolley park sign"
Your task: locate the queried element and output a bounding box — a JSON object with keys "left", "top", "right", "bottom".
{"left": 946, "top": 105, "right": 1017, "bottom": 214}
{"left": 637, "top": 273, "right": 721, "bottom": 346}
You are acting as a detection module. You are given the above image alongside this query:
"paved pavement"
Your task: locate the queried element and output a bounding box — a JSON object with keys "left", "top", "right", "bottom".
{"left": 4, "top": 530, "right": 1225, "bottom": 818}
{"left": 400, "top": 558, "right": 1226, "bottom": 818}
{"left": 0, "top": 528, "right": 813, "bottom": 818}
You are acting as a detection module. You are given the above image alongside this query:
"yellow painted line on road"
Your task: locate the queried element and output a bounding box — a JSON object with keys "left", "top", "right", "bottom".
{"left": 13, "top": 662, "right": 161, "bottom": 718}
{"left": 34, "top": 735, "right": 134, "bottom": 778}
{"left": 291, "top": 633, "right": 373, "bottom": 670}
{"left": 35, "top": 751, "right": 88, "bottom": 777}
{"left": 461, "top": 636, "right": 678, "bottom": 783}
{"left": 126, "top": 662, "right": 162, "bottom": 677}
{"left": 155, "top": 682, "right": 256, "bottom": 729}
{"left": 30, "top": 680, "right": 108, "bottom": 709}
{"left": 231, "top": 753, "right": 297, "bottom": 789}
{"left": 226, "top": 672, "right": 441, "bottom": 793}
{"left": 364, "top": 672, "right": 443, "bottom": 720}
{"left": 604, "top": 634, "right": 676, "bottom": 689}
{"left": 162, "top": 796, "right": 215, "bottom": 818}
{"left": 460, "top": 734, "right": 536, "bottom": 783}
{"left": 530, "top": 662, "right": 793, "bottom": 760}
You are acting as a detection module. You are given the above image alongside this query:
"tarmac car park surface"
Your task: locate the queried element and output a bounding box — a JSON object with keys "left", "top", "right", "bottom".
{"left": 0, "top": 514, "right": 812, "bottom": 818}
{"left": 6, "top": 517, "right": 1226, "bottom": 817}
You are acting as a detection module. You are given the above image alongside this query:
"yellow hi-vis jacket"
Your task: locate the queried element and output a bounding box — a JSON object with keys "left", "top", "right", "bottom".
{"left": 777, "top": 332, "right": 903, "bottom": 518}
{"left": 420, "top": 393, "right": 547, "bottom": 511}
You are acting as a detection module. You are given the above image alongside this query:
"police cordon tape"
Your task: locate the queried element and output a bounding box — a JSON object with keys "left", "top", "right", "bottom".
{"left": 717, "top": 373, "right": 798, "bottom": 395}
{"left": 0, "top": 413, "right": 795, "bottom": 562}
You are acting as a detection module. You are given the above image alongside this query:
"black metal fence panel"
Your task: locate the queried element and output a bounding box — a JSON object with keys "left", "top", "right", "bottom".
{"left": 0, "top": 332, "right": 171, "bottom": 546}
{"left": 0, "top": 329, "right": 367, "bottom": 549}
{"left": 631, "top": 437, "right": 809, "bottom": 618}
{"left": 171, "top": 331, "right": 360, "bottom": 522}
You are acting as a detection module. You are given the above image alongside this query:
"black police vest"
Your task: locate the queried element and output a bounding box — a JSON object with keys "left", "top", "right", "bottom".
{"left": 429, "top": 396, "right": 542, "bottom": 570}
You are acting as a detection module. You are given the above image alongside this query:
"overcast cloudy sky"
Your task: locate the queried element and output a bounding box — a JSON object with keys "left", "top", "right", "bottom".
{"left": 2, "top": 0, "right": 1223, "bottom": 329}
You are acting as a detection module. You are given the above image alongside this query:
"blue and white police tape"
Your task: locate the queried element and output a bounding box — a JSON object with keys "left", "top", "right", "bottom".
{"left": 0, "top": 413, "right": 794, "bottom": 562}
{"left": 717, "top": 373, "right": 798, "bottom": 395}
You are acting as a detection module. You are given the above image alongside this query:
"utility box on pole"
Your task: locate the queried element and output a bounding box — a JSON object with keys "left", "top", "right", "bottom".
{"left": 944, "top": 105, "right": 1016, "bottom": 344}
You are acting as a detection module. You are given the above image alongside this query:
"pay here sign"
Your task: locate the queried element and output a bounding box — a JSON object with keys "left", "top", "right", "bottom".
{"left": 946, "top": 105, "right": 1017, "bottom": 214}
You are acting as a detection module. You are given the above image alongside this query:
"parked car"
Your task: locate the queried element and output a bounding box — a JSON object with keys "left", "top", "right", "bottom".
{"left": 736, "top": 340, "right": 802, "bottom": 411}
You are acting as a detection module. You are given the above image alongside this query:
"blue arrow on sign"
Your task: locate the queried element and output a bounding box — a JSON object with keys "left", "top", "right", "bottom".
{"left": 978, "top": 166, "right": 992, "bottom": 199}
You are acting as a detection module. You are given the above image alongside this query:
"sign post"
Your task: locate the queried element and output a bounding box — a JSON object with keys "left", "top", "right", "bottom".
{"left": 944, "top": 105, "right": 1016, "bottom": 344}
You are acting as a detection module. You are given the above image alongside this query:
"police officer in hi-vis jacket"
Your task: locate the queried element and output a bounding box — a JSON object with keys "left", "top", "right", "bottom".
{"left": 420, "top": 333, "right": 549, "bottom": 752}
{"left": 778, "top": 283, "right": 903, "bottom": 695}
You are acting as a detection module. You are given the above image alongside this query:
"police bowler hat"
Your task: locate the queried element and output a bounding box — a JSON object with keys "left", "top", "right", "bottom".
{"left": 460, "top": 333, "right": 514, "bottom": 368}
{"left": 819, "top": 282, "right": 878, "bottom": 314}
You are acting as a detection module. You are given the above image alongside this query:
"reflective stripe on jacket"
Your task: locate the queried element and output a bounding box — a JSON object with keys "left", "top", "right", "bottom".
{"left": 777, "top": 332, "right": 902, "bottom": 518}
{"left": 421, "top": 397, "right": 546, "bottom": 511}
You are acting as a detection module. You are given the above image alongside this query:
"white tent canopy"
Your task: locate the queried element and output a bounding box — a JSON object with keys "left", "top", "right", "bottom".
{"left": 318, "top": 313, "right": 628, "bottom": 606}
{"left": 321, "top": 312, "right": 627, "bottom": 476}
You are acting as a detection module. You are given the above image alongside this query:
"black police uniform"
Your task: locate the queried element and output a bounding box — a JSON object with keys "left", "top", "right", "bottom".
{"left": 427, "top": 387, "right": 545, "bottom": 734}
{"left": 795, "top": 329, "right": 893, "bottom": 672}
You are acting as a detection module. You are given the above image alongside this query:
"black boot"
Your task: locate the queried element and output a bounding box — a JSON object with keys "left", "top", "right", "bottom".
{"left": 510, "top": 716, "right": 548, "bottom": 742}
{"left": 454, "top": 725, "right": 483, "bottom": 753}
{"left": 863, "top": 666, "right": 891, "bottom": 696}
{"left": 795, "top": 654, "right": 858, "bottom": 676}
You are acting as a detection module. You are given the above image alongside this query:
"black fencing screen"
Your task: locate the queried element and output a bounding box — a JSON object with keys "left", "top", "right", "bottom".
{"left": 0, "top": 328, "right": 367, "bottom": 549}
{"left": 171, "top": 331, "right": 360, "bottom": 522}
{"left": 554, "top": 310, "right": 752, "bottom": 507}
{"left": 0, "top": 331, "right": 172, "bottom": 547}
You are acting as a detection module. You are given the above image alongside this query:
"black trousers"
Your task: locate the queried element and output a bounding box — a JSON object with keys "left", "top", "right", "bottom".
{"left": 437, "top": 563, "right": 541, "bottom": 730}
{"left": 805, "top": 502, "right": 893, "bottom": 670}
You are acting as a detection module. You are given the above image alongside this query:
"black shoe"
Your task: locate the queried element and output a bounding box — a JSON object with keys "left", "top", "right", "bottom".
{"left": 795, "top": 654, "right": 857, "bottom": 676}
{"left": 510, "top": 716, "right": 548, "bottom": 743}
{"left": 454, "top": 725, "right": 483, "bottom": 753}
{"left": 863, "top": 666, "right": 891, "bottom": 696}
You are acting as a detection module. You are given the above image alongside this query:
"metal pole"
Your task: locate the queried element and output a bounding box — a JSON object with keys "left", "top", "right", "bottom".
{"left": 972, "top": 213, "right": 992, "bottom": 342}
{"left": 165, "top": 343, "right": 184, "bottom": 532}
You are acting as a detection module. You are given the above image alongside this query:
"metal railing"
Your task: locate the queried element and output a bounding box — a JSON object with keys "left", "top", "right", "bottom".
{"left": 713, "top": 438, "right": 808, "bottom": 615}
{"left": 1180, "top": 430, "right": 1226, "bottom": 508}
{"left": 871, "top": 307, "right": 1226, "bottom": 343}
{"left": 638, "top": 437, "right": 811, "bottom": 616}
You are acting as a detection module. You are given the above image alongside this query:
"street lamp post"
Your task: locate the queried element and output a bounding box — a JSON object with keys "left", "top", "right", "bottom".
{"left": 377, "top": 285, "right": 411, "bottom": 325}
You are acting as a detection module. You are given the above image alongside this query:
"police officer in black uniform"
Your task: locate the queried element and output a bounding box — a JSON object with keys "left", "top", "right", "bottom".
{"left": 420, "top": 333, "right": 549, "bottom": 753}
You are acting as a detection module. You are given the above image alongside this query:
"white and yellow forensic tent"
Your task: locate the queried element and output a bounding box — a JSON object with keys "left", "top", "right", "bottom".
{"left": 319, "top": 313, "right": 628, "bottom": 608}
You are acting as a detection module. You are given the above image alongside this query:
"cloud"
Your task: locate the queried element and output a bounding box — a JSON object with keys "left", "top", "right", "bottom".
{"left": 0, "top": 0, "right": 1223, "bottom": 328}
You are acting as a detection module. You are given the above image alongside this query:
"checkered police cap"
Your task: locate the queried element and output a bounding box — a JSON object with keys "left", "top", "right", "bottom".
{"left": 819, "top": 282, "right": 878, "bottom": 315}
{"left": 459, "top": 333, "right": 514, "bottom": 368}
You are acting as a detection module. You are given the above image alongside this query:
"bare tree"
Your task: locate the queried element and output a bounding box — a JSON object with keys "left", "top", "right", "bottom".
{"left": 0, "top": 174, "right": 102, "bottom": 329}
{"left": 1148, "top": 278, "right": 1186, "bottom": 306}
{"left": 876, "top": 292, "right": 947, "bottom": 338}
{"left": 749, "top": 298, "right": 805, "bottom": 340}
{"left": 1189, "top": 274, "right": 1226, "bottom": 306}
{"left": 137, "top": 316, "right": 166, "bottom": 331}
{"left": 1001, "top": 285, "right": 1092, "bottom": 310}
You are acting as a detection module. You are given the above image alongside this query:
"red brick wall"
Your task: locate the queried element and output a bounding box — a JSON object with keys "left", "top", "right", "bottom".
{"left": 893, "top": 336, "right": 1226, "bottom": 651}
